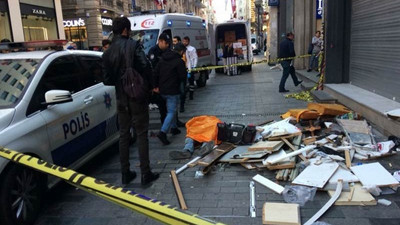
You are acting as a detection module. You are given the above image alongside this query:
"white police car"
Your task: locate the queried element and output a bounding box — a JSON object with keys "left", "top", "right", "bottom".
{"left": 0, "top": 41, "right": 119, "bottom": 225}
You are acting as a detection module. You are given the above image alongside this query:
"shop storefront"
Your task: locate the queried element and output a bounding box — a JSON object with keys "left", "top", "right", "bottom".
{"left": 0, "top": 0, "right": 11, "bottom": 41}
{"left": 63, "top": 17, "right": 88, "bottom": 49}
{"left": 101, "top": 17, "right": 113, "bottom": 38}
{"left": 20, "top": 0, "right": 58, "bottom": 41}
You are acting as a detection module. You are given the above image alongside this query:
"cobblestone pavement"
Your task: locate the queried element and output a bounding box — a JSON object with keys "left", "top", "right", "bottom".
{"left": 35, "top": 57, "right": 400, "bottom": 225}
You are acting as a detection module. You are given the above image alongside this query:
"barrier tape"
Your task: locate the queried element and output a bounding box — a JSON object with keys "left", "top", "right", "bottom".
{"left": 188, "top": 54, "right": 312, "bottom": 72}
{"left": 0, "top": 147, "right": 225, "bottom": 225}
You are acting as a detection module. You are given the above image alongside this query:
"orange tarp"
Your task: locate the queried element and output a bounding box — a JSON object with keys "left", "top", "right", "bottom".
{"left": 186, "top": 115, "right": 222, "bottom": 144}
{"left": 281, "top": 103, "right": 351, "bottom": 121}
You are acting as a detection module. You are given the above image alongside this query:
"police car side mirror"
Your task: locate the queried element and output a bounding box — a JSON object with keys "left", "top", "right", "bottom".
{"left": 44, "top": 90, "right": 73, "bottom": 105}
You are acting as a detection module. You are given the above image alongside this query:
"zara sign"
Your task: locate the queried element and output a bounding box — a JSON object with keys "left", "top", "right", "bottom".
{"left": 63, "top": 18, "right": 86, "bottom": 27}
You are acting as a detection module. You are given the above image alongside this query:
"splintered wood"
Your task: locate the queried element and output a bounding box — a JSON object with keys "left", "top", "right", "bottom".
{"left": 248, "top": 141, "right": 283, "bottom": 151}
{"left": 329, "top": 183, "right": 377, "bottom": 206}
{"left": 262, "top": 202, "right": 301, "bottom": 225}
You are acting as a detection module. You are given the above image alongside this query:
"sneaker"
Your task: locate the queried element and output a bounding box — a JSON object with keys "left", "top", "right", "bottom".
{"left": 157, "top": 131, "right": 170, "bottom": 145}
{"left": 141, "top": 171, "right": 160, "bottom": 186}
{"left": 169, "top": 150, "right": 192, "bottom": 160}
{"left": 170, "top": 128, "right": 181, "bottom": 135}
{"left": 195, "top": 141, "right": 214, "bottom": 157}
{"left": 177, "top": 120, "right": 186, "bottom": 128}
{"left": 122, "top": 170, "right": 137, "bottom": 185}
{"left": 295, "top": 80, "right": 303, "bottom": 86}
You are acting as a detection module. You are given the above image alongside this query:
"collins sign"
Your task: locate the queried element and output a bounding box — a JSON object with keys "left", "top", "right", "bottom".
{"left": 63, "top": 18, "right": 85, "bottom": 27}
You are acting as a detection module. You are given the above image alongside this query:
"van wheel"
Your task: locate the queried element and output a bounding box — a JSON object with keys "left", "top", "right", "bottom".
{"left": 196, "top": 72, "right": 207, "bottom": 87}
{"left": 0, "top": 164, "right": 46, "bottom": 225}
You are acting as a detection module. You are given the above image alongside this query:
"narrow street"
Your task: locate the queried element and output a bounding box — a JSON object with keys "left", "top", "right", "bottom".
{"left": 34, "top": 56, "right": 400, "bottom": 225}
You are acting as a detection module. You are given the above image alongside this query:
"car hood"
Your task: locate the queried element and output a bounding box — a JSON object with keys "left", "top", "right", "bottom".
{"left": 0, "top": 109, "right": 15, "bottom": 132}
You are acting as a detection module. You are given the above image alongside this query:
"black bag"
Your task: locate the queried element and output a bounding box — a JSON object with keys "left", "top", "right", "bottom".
{"left": 241, "top": 125, "right": 256, "bottom": 144}
{"left": 217, "top": 122, "right": 245, "bottom": 144}
{"left": 121, "top": 41, "right": 148, "bottom": 102}
{"left": 307, "top": 42, "right": 314, "bottom": 54}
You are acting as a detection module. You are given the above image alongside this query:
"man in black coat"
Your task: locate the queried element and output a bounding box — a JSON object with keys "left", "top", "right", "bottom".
{"left": 102, "top": 17, "right": 159, "bottom": 185}
{"left": 278, "top": 32, "right": 302, "bottom": 92}
{"left": 153, "top": 43, "right": 187, "bottom": 145}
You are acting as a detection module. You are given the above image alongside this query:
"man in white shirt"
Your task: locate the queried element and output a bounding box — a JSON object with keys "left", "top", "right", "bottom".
{"left": 182, "top": 36, "right": 198, "bottom": 100}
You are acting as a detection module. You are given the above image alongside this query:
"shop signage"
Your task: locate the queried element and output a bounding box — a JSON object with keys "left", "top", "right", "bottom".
{"left": 101, "top": 18, "right": 113, "bottom": 26}
{"left": 32, "top": 9, "right": 46, "bottom": 15}
{"left": 316, "top": 0, "right": 323, "bottom": 19}
{"left": 63, "top": 18, "right": 85, "bottom": 27}
{"left": 20, "top": 3, "right": 56, "bottom": 18}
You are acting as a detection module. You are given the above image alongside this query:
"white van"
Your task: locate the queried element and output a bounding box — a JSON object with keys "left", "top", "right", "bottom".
{"left": 214, "top": 19, "right": 253, "bottom": 73}
{"left": 128, "top": 13, "right": 212, "bottom": 87}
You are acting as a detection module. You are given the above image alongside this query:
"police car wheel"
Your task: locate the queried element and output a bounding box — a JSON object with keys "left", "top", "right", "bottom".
{"left": 0, "top": 164, "right": 46, "bottom": 225}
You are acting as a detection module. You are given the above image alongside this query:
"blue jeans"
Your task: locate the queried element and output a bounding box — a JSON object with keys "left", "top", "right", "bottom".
{"left": 183, "top": 138, "right": 195, "bottom": 153}
{"left": 309, "top": 53, "right": 318, "bottom": 70}
{"left": 161, "top": 95, "right": 179, "bottom": 133}
{"left": 279, "top": 60, "right": 300, "bottom": 91}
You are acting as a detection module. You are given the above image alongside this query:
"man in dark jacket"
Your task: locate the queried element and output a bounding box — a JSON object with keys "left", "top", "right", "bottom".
{"left": 278, "top": 32, "right": 302, "bottom": 93}
{"left": 153, "top": 43, "right": 187, "bottom": 145}
{"left": 102, "top": 17, "right": 159, "bottom": 185}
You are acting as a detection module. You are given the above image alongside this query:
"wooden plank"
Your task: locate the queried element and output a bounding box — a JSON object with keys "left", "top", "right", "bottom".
{"left": 292, "top": 162, "right": 339, "bottom": 188}
{"left": 170, "top": 170, "right": 187, "bottom": 210}
{"left": 262, "top": 202, "right": 301, "bottom": 225}
{"left": 197, "top": 142, "right": 236, "bottom": 166}
{"left": 252, "top": 174, "right": 284, "bottom": 194}
{"left": 350, "top": 162, "right": 399, "bottom": 187}
{"left": 303, "top": 136, "right": 317, "bottom": 145}
{"left": 267, "top": 145, "right": 316, "bottom": 165}
{"left": 267, "top": 132, "right": 302, "bottom": 141}
{"left": 344, "top": 150, "right": 351, "bottom": 168}
{"left": 282, "top": 137, "right": 307, "bottom": 161}
{"left": 337, "top": 119, "right": 370, "bottom": 134}
{"left": 248, "top": 141, "right": 283, "bottom": 151}
{"left": 304, "top": 180, "right": 343, "bottom": 225}
{"left": 328, "top": 183, "right": 377, "bottom": 206}
{"left": 267, "top": 160, "right": 296, "bottom": 170}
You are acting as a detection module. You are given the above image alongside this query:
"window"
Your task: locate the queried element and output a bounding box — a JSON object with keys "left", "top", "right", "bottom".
{"left": 10, "top": 78, "right": 17, "bottom": 86}
{"left": 27, "top": 56, "right": 83, "bottom": 115}
{"left": 0, "top": 91, "right": 8, "bottom": 100}
{"left": 1, "top": 74, "right": 11, "bottom": 82}
{"left": 77, "top": 55, "right": 103, "bottom": 89}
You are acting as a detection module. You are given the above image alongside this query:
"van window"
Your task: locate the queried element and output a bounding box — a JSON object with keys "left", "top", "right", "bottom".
{"left": 131, "top": 29, "right": 159, "bottom": 54}
{"left": 174, "top": 28, "right": 208, "bottom": 50}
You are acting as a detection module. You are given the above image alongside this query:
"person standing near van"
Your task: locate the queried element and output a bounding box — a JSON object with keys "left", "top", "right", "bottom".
{"left": 154, "top": 43, "right": 187, "bottom": 145}
{"left": 307, "top": 31, "right": 323, "bottom": 72}
{"left": 278, "top": 32, "right": 302, "bottom": 93}
{"left": 182, "top": 36, "right": 198, "bottom": 100}
{"left": 173, "top": 36, "right": 187, "bottom": 113}
{"left": 102, "top": 17, "right": 159, "bottom": 185}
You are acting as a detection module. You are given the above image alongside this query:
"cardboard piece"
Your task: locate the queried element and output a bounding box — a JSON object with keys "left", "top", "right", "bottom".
{"left": 248, "top": 141, "right": 283, "bottom": 151}
{"left": 328, "top": 183, "right": 377, "bottom": 206}
{"left": 350, "top": 162, "right": 400, "bottom": 187}
{"left": 262, "top": 202, "right": 301, "bottom": 225}
{"left": 292, "top": 162, "right": 339, "bottom": 188}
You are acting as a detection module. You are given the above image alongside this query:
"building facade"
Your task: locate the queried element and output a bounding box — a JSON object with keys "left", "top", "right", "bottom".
{"left": 0, "top": 0, "right": 64, "bottom": 42}
{"left": 61, "top": 0, "right": 131, "bottom": 50}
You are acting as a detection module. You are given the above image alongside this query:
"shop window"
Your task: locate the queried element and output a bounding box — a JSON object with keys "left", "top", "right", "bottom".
{"left": 0, "top": 0, "right": 12, "bottom": 41}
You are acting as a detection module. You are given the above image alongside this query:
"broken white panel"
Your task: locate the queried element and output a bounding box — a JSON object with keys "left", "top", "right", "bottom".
{"left": 351, "top": 162, "right": 400, "bottom": 187}
{"left": 262, "top": 149, "right": 288, "bottom": 165}
{"left": 328, "top": 166, "right": 359, "bottom": 184}
{"left": 252, "top": 174, "right": 284, "bottom": 194}
{"left": 292, "top": 162, "right": 339, "bottom": 188}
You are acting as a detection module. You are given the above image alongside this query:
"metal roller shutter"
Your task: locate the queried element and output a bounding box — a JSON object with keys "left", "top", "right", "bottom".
{"left": 350, "top": 0, "right": 400, "bottom": 102}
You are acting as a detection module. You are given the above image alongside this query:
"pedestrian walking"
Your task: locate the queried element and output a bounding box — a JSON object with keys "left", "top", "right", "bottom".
{"left": 173, "top": 36, "right": 187, "bottom": 113}
{"left": 182, "top": 36, "right": 198, "bottom": 100}
{"left": 154, "top": 43, "right": 187, "bottom": 145}
{"left": 102, "top": 17, "right": 159, "bottom": 185}
{"left": 307, "top": 31, "right": 323, "bottom": 72}
{"left": 278, "top": 32, "right": 302, "bottom": 93}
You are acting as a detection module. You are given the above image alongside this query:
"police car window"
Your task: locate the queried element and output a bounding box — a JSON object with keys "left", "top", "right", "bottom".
{"left": 77, "top": 55, "right": 103, "bottom": 89}
{"left": 131, "top": 29, "right": 159, "bottom": 54}
{"left": 26, "top": 56, "right": 83, "bottom": 115}
{"left": 0, "top": 59, "right": 40, "bottom": 108}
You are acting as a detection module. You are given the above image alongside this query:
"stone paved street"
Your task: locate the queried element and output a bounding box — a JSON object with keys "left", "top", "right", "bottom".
{"left": 34, "top": 57, "right": 400, "bottom": 225}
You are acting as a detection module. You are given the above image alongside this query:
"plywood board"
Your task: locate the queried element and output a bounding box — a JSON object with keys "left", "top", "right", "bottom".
{"left": 253, "top": 174, "right": 285, "bottom": 194}
{"left": 248, "top": 141, "right": 283, "bottom": 151}
{"left": 328, "top": 166, "right": 359, "bottom": 184}
{"left": 337, "top": 119, "right": 370, "bottom": 134}
{"left": 328, "top": 183, "right": 377, "bottom": 206}
{"left": 268, "top": 132, "right": 302, "bottom": 141}
{"left": 197, "top": 142, "right": 235, "bottom": 166}
{"left": 218, "top": 145, "right": 249, "bottom": 163}
{"left": 262, "top": 202, "right": 300, "bottom": 225}
{"left": 292, "top": 162, "right": 339, "bottom": 188}
{"left": 350, "top": 162, "right": 399, "bottom": 187}
{"left": 263, "top": 150, "right": 288, "bottom": 165}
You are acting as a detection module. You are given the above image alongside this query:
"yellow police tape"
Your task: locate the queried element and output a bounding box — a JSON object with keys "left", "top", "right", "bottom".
{"left": 0, "top": 147, "right": 225, "bottom": 225}
{"left": 188, "top": 54, "right": 312, "bottom": 72}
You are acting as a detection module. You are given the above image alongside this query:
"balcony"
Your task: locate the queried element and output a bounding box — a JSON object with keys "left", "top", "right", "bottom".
{"left": 101, "top": 0, "right": 113, "bottom": 8}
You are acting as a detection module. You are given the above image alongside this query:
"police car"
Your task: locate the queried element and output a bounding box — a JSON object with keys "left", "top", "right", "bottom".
{"left": 0, "top": 41, "right": 119, "bottom": 225}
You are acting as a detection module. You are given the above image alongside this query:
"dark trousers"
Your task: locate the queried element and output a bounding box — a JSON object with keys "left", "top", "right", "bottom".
{"left": 117, "top": 99, "right": 150, "bottom": 174}
{"left": 150, "top": 93, "right": 167, "bottom": 124}
{"left": 180, "top": 81, "right": 186, "bottom": 109}
{"left": 279, "top": 60, "right": 300, "bottom": 91}
{"left": 188, "top": 73, "right": 195, "bottom": 98}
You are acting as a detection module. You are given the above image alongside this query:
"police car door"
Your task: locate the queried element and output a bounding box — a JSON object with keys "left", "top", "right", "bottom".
{"left": 38, "top": 55, "right": 99, "bottom": 167}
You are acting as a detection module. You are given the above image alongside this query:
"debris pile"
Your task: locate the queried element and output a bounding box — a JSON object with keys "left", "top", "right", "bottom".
{"left": 169, "top": 103, "right": 400, "bottom": 225}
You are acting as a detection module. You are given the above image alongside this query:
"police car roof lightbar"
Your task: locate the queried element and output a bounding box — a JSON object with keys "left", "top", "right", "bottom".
{"left": 0, "top": 40, "right": 67, "bottom": 51}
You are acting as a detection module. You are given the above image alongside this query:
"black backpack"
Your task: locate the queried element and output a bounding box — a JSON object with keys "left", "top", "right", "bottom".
{"left": 121, "top": 41, "right": 148, "bottom": 102}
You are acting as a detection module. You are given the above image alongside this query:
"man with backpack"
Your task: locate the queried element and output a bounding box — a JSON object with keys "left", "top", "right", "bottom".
{"left": 102, "top": 17, "right": 159, "bottom": 185}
